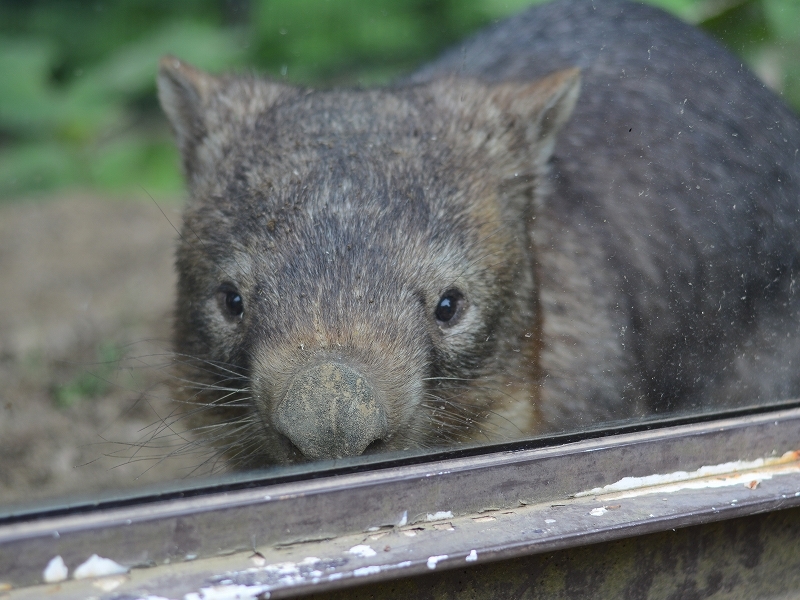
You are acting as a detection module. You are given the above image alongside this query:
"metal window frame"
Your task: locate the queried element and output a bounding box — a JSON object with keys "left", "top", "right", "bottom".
{"left": 2, "top": 405, "right": 800, "bottom": 598}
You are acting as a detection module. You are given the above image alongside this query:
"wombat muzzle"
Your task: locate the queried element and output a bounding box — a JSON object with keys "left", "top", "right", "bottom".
{"left": 274, "top": 361, "right": 388, "bottom": 460}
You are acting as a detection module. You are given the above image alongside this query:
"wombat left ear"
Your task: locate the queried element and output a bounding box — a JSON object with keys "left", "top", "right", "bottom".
{"left": 157, "top": 56, "right": 220, "bottom": 177}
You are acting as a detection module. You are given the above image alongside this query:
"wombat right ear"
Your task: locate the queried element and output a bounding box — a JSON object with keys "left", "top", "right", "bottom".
{"left": 157, "top": 56, "right": 220, "bottom": 177}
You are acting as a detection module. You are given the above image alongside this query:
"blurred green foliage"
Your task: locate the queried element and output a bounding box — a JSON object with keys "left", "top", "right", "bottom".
{"left": 0, "top": 0, "right": 798, "bottom": 201}
{"left": 53, "top": 342, "right": 121, "bottom": 408}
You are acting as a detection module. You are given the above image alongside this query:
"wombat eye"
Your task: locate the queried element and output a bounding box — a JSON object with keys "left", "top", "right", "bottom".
{"left": 226, "top": 291, "right": 244, "bottom": 316}
{"left": 435, "top": 290, "right": 464, "bottom": 325}
{"left": 217, "top": 286, "right": 244, "bottom": 319}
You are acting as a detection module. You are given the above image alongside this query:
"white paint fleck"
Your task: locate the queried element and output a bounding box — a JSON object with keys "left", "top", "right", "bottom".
{"left": 184, "top": 583, "right": 272, "bottom": 599}
{"left": 92, "top": 575, "right": 127, "bottom": 592}
{"left": 590, "top": 507, "right": 608, "bottom": 517}
{"left": 250, "top": 554, "right": 267, "bottom": 567}
{"left": 427, "top": 555, "right": 448, "bottom": 570}
{"left": 73, "top": 554, "right": 128, "bottom": 579}
{"left": 347, "top": 545, "right": 376, "bottom": 558}
{"left": 466, "top": 550, "right": 478, "bottom": 562}
{"left": 367, "top": 526, "right": 380, "bottom": 532}
{"left": 426, "top": 511, "right": 453, "bottom": 521}
{"left": 398, "top": 510, "right": 408, "bottom": 527}
{"left": 544, "top": 519, "right": 556, "bottom": 524}
{"left": 185, "top": 554, "right": 198, "bottom": 561}
{"left": 402, "top": 530, "right": 417, "bottom": 537}
{"left": 43, "top": 555, "right": 68, "bottom": 583}
{"left": 352, "top": 561, "right": 414, "bottom": 578}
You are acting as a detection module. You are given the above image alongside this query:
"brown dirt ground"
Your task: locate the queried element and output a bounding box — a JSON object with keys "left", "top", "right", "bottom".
{"left": 0, "top": 193, "right": 209, "bottom": 508}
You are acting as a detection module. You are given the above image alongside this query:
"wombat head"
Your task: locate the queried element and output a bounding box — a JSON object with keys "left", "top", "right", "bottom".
{"left": 158, "top": 56, "right": 579, "bottom": 465}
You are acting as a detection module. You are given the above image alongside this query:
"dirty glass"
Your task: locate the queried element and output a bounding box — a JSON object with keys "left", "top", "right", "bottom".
{"left": 1, "top": 0, "right": 799, "bottom": 512}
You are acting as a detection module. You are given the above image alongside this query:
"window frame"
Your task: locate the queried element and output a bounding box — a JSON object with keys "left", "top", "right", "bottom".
{"left": 2, "top": 403, "right": 800, "bottom": 597}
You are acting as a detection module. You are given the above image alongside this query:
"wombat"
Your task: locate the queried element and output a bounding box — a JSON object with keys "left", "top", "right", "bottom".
{"left": 157, "top": 0, "right": 800, "bottom": 466}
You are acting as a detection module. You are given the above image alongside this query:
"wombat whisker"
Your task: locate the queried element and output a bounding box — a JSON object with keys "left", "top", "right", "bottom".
{"left": 163, "top": 350, "right": 250, "bottom": 375}
{"left": 173, "top": 396, "right": 252, "bottom": 413}
{"left": 182, "top": 416, "right": 259, "bottom": 436}
{"left": 147, "top": 187, "right": 245, "bottom": 286}
{"left": 112, "top": 417, "right": 263, "bottom": 477}
{"left": 427, "top": 381, "right": 529, "bottom": 407}
{"left": 176, "top": 382, "right": 250, "bottom": 396}
{"left": 120, "top": 351, "right": 249, "bottom": 393}
{"left": 179, "top": 433, "right": 263, "bottom": 475}
{"left": 177, "top": 382, "right": 252, "bottom": 401}
{"left": 421, "top": 392, "right": 526, "bottom": 437}
{"left": 170, "top": 357, "right": 249, "bottom": 380}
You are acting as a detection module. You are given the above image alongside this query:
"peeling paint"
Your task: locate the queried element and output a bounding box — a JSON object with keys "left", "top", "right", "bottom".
{"left": 92, "top": 575, "right": 127, "bottom": 592}
{"left": 545, "top": 519, "right": 556, "bottom": 524}
{"left": 577, "top": 450, "right": 800, "bottom": 500}
{"left": 398, "top": 510, "right": 408, "bottom": 526}
{"left": 427, "top": 555, "right": 448, "bottom": 569}
{"left": 73, "top": 554, "right": 128, "bottom": 579}
{"left": 466, "top": 550, "right": 478, "bottom": 562}
{"left": 590, "top": 507, "right": 608, "bottom": 516}
{"left": 426, "top": 511, "right": 454, "bottom": 521}
{"left": 42, "top": 555, "right": 68, "bottom": 583}
{"left": 347, "top": 545, "right": 376, "bottom": 558}
{"left": 250, "top": 554, "right": 267, "bottom": 567}
{"left": 353, "top": 560, "right": 413, "bottom": 578}
{"left": 195, "top": 556, "right": 347, "bottom": 597}
{"left": 184, "top": 583, "right": 272, "bottom": 599}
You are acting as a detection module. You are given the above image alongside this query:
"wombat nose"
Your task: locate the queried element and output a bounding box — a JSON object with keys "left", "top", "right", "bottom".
{"left": 274, "top": 362, "right": 388, "bottom": 460}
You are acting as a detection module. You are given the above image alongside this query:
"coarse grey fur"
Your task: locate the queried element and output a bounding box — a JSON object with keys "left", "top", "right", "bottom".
{"left": 158, "top": 0, "right": 800, "bottom": 467}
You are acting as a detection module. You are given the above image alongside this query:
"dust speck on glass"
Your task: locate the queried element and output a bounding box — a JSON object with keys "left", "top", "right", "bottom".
{"left": 1, "top": 0, "right": 799, "bottom": 509}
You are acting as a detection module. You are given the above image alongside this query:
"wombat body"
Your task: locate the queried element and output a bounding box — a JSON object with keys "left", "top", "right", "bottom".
{"left": 158, "top": 0, "right": 800, "bottom": 466}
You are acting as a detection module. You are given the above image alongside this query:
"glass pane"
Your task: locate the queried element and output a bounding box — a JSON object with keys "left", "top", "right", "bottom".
{"left": 2, "top": 0, "right": 799, "bottom": 511}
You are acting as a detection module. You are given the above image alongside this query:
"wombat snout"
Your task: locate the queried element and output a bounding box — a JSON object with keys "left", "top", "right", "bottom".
{"left": 273, "top": 361, "right": 388, "bottom": 460}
